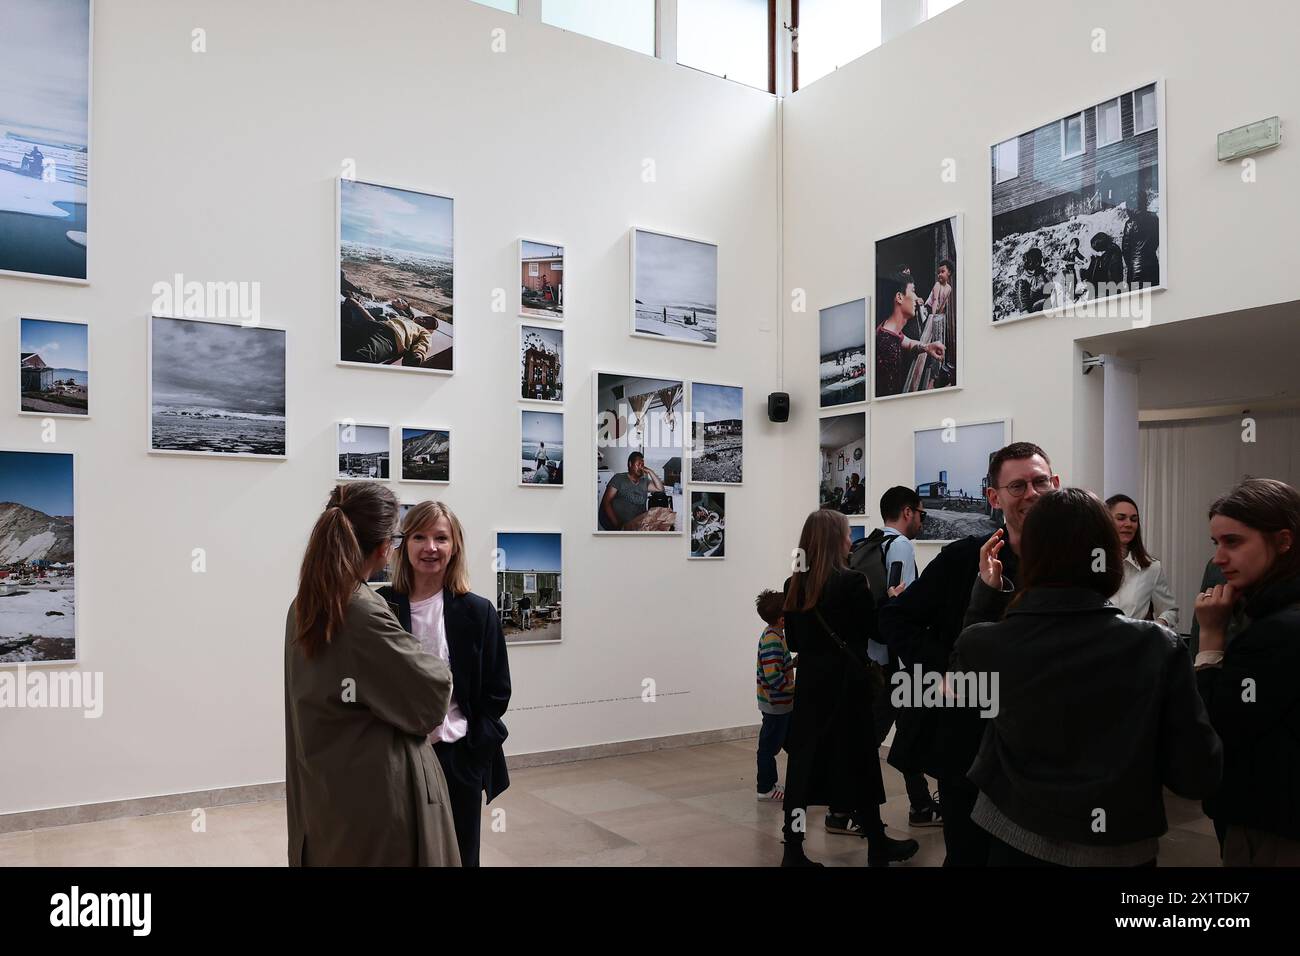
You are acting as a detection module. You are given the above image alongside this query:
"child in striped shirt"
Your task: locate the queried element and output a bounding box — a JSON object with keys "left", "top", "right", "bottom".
{"left": 755, "top": 589, "right": 795, "bottom": 801}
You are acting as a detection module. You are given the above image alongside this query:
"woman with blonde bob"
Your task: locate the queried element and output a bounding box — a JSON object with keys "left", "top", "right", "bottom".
{"left": 284, "top": 482, "right": 460, "bottom": 866}
{"left": 378, "top": 500, "right": 512, "bottom": 868}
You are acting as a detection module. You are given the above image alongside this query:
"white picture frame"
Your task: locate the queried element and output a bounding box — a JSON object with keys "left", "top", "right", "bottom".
{"left": 688, "top": 490, "right": 726, "bottom": 560}
{"left": 687, "top": 380, "right": 743, "bottom": 486}
{"left": 398, "top": 426, "right": 450, "bottom": 484}
{"left": 518, "top": 238, "right": 564, "bottom": 321}
{"left": 912, "top": 418, "right": 1011, "bottom": 544}
{"left": 629, "top": 226, "right": 718, "bottom": 347}
{"left": 494, "top": 530, "right": 563, "bottom": 646}
{"left": 520, "top": 408, "right": 564, "bottom": 488}
{"left": 818, "top": 296, "right": 869, "bottom": 410}
{"left": 337, "top": 421, "right": 391, "bottom": 482}
{"left": 593, "top": 369, "right": 685, "bottom": 535}
{"left": 18, "top": 314, "right": 90, "bottom": 419}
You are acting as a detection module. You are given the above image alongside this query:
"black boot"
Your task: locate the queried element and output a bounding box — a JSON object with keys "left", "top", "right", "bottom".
{"left": 780, "top": 839, "right": 824, "bottom": 867}
{"left": 865, "top": 829, "right": 920, "bottom": 867}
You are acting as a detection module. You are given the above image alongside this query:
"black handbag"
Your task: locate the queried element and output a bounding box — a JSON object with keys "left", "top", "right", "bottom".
{"left": 814, "top": 607, "right": 886, "bottom": 691}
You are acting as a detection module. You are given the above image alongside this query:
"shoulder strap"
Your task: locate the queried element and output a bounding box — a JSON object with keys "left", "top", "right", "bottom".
{"left": 813, "top": 607, "right": 882, "bottom": 685}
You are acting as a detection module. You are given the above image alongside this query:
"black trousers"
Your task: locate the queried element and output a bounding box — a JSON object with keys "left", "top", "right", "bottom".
{"left": 434, "top": 738, "right": 486, "bottom": 868}
{"left": 937, "top": 775, "right": 989, "bottom": 867}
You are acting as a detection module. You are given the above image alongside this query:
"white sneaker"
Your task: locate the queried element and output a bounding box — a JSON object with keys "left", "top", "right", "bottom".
{"left": 757, "top": 784, "right": 785, "bottom": 802}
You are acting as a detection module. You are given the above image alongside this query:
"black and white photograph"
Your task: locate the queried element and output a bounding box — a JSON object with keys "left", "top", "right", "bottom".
{"left": 520, "top": 240, "right": 563, "bottom": 319}
{"left": 819, "top": 412, "right": 866, "bottom": 516}
{"left": 0, "top": 0, "right": 90, "bottom": 283}
{"left": 0, "top": 449, "right": 75, "bottom": 664}
{"left": 495, "top": 531, "right": 561, "bottom": 645}
{"left": 337, "top": 423, "right": 390, "bottom": 480}
{"left": 631, "top": 228, "right": 718, "bottom": 345}
{"left": 595, "top": 372, "right": 684, "bottom": 533}
{"left": 875, "top": 216, "right": 959, "bottom": 398}
{"left": 520, "top": 324, "right": 563, "bottom": 402}
{"left": 689, "top": 381, "right": 742, "bottom": 484}
{"left": 149, "top": 315, "right": 286, "bottom": 458}
{"left": 819, "top": 298, "right": 867, "bottom": 407}
{"left": 338, "top": 178, "right": 454, "bottom": 371}
{"left": 991, "top": 82, "right": 1164, "bottom": 323}
{"left": 400, "top": 427, "right": 449, "bottom": 483}
{"left": 20, "top": 316, "right": 88, "bottom": 416}
{"left": 521, "top": 409, "right": 563, "bottom": 486}
{"left": 689, "top": 491, "right": 726, "bottom": 559}
{"left": 913, "top": 419, "right": 1008, "bottom": 541}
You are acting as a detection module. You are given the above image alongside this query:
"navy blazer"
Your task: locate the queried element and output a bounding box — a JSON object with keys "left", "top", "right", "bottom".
{"left": 377, "top": 585, "right": 512, "bottom": 803}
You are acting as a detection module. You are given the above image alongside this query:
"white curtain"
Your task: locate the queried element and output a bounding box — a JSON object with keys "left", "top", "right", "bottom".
{"left": 1139, "top": 410, "right": 1300, "bottom": 636}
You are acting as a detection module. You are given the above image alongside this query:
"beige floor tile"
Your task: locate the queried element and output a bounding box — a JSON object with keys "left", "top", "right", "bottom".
{"left": 531, "top": 779, "right": 668, "bottom": 816}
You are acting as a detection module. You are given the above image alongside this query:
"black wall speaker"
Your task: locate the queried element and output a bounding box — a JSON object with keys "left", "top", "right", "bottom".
{"left": 767, "top": 392, "right": 790, "bottom": 422}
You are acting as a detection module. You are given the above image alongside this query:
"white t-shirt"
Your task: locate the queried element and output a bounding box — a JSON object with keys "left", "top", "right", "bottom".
{"left": 409, "top": 591, "right": 468, "bottom": 744}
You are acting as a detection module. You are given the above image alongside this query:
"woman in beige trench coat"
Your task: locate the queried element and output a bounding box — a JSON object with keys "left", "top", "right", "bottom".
{"left": 284, "top": 481, "right": 461, "bottom": 866}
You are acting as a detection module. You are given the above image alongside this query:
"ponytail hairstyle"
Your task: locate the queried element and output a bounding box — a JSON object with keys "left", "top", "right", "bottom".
{"left": 294, "top": 482, "right": 398, "bottom": 657}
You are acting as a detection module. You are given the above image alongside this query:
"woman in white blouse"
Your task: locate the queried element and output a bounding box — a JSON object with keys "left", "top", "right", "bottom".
{"left": 1106, "top": 494, "right": 1179, "bottom": 632}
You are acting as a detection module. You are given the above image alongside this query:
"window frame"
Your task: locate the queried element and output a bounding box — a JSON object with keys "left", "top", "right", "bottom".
{"left": 1095, "top": 96, "right": 1122, "bottom": 148}
{"left": 1132, "top": 85, "right": 1158, "bottom": 134}
{"left": 674, "top": 0, "right": 778, "bottom": 94}
{"left": 994, "top": 137, "right": 1019, "bottom": 184}
{"left": 1060, "top": 111, "right": 1086, "bottom": 161}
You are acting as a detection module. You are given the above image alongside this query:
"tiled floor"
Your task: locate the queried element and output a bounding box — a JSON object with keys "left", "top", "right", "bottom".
{"left": 0, "top": 740, "right": 1223, "bottom": 866}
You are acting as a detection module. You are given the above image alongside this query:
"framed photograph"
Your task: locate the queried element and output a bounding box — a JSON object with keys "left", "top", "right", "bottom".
{"left": 149, "top": 315, "right": 286, "bottom": 459}
{"left": 337, "top": 177, "right": 454, "bottom": 372}
{"left": 594, "top": 371, "right": 684, "bottom": 534}
{"left": 689, "top": 381, "right": 743, "bottom": 485}
{"left": 819, "top": 298, "right": 868, "bottom": 408}
{"left": 990, "top": 81, "right": 1166, "bottom": 324}
{"left": 495, "top": 531, "right": 562, "bottom": 646}
{"left": 520, "top": 324, "right": 563, "bottom": 403}
{"left": 0, "top": 449, "right": 76, "bottom": 665}
{"left": 913, "top": 419, "right": 1009, "bottom": 542}
{"left": 399, "top": 427, "right": 449, "bottom": 483}
{"left": 519, "top": 239, "right": 563, "bottom": 320}
{"left": 875, "top": 215, "right": 961, "bottom": 398}
{"left": 819, "top": 412, "right": 866, "bottom": 516}
{"left": 337, "top": 422, "right": 390, "bottom": 481}
{"left": 19, "top": 316, "right": 88, "bottom": 417}
{"left": 630, "top": 227, "right": 717, "bottom": 346}
{"left": 0, "top": 0, "right": 91, "bottom": 283}
{"left": 689, "top": 491, "right": 726, "bottom": 559}
{"left": 521, "top": 409, "right": 563, "bottom": 486}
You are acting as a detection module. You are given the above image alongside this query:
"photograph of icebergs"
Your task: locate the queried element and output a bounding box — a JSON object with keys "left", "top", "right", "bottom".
{"left": 495, "top": 531, "right": 562, "bottom": 646}
{"left": 520, "top": 240, "right": 563, "bottom": 320}
{"left": 631, "top": 228, "right": 717, "bottom": 346}
{"left": 520, "top": 324, "right": 563, "bottom": 402}
{"left": 689, "top": 381, "right": 742, "bottom": 484}
{"left": 875, "top": 216, "right": 959, "bottom": 398}
{"left": 595, "top": 372, "right": 684, "bottom": 534}
{"left": 689, "top": 491, "right": 726, "bottom": 559}
{"left": 914, "top": 419, "right": 1008, "bottom": 541}
{"left": 338, "top": 178, "right": 454, "bottom": 371}
{"left": 338, "top": 423, "right": 390, "bottom": 481}
{"left": 991, "top": 82, "right": 1164, "bottom": 323}
{"left": 400, "top": 427, "right": 449, "bottom": 483}
{"left": 20, "top": 316, "right": 88, "bottom": 416}
{"left": 149, "top": 316, "right": 286, "bottom": 458}
{"left": 0, "top": 0, "right": 91, "bottom": 282}
{"left": 818, "top": 298, "right": 867, "bottom": 408}
{"left": 521, "top": 409, "right": 563, "bottom": 486}
{"left": 0, "top": 449, "right": 76, "bottom": 664}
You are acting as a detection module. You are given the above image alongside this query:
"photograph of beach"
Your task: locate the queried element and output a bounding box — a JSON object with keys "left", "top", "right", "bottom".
{"left": 689, "top": 381, "right": 742, "bottom": 484}
{"left": 149, "top": 316, "right": 286, "bottom": 458}
{"left": 632, "top": 229, "right": 717, "bottom": 345}
{"left": 0, "top": 0, "right": 91, "bottom": 282}
{"left": 338, "top": 423, "right": 390, "bottom": 480}
{"left": 20, "top": 317, "right": 88, "bottom": 416}
{"left": 339, "top": 178, "right": 454, "bottom": 371}
{"left": 520, "top": 240, "right": 563, "bottom": 319}
{"left": 521, "top": 409, "right": 563, "bottom": 486}
{"left": 819, "top": 298, "right": 867, "bottom": 407}
{"left": 495, "top": 531, "right": 562, "bottom": 645}
{"left": 400, "top": 427, "right": 449, "bottom": 483}
{"left": 0, "top": 449, "right": 75, "bottom": 664}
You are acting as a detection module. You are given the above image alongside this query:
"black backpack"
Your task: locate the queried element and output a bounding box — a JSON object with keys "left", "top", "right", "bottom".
{"left": 849, "top": 528, "right": 897, "bottom": 607}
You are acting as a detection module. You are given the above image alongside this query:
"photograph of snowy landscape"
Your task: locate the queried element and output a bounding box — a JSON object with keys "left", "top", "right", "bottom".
{"left": 339, "top": 178, "right": 454, "bottom": 370}
{"left": 632, "top": 229, "right": 717, "bottom": 345}
{"left": 991, "top": 83, "right": 1163, "bottom": 322}
{"left": 0, "top": 449, "right": 75, "bottom": 664}
{"left": 0, "top": 0, "right": 91, "bottom": 282}
{"left": 400, "top": 427, "right": 449, "bottom": 483}
{"left": 150, "top": 316, "right": 286, "bottom": 458}
{"left": 913, "top": 420, "right": 1007, "bottom": 541}
{"left": 819, "top": 298, "right": 867, "bottom": 407}
{"left": 521, "top": 410, "right": 563, "bottom": 486}
{"left": 689, "top": 382, "right": 742, "bottom": 484}
{"left": 20, "top": 317, "right": 88, "bottom": 416}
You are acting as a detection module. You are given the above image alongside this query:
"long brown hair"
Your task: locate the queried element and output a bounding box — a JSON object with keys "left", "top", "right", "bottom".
{"left": 294, "top": 482, "right": 398, "bottom": 657}
{"left": 1105, "top": 493, "right": 1153, "bottom": 569}
{"left": 1019, "top": 488, "right": 1124, "bottom": 597}
{"left": 391, "top": 500, "right": 471, "bottom": 596}
{"left": 1208, "top": 477, "right": 1300, "bottom": 594}
{"left": 784, "top": 509, "right": 849, "bottom": 612}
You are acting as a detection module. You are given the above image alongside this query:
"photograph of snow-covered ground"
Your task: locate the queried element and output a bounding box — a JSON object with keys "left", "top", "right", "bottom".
{"left": 0, "top": 449, "right": 75, "bottom": 663}
{"left": 819, "top": 299, "right": 867, "bottom": 407}
{"left": 690, "top": 382, "right": 742, "bottom": 484}
{"left": 339, "top": 179, "right": 454, "bottom": 370}
{"left": 914, "top": 420, "right": 1006, "bottom": 541}
{"left": 0, "top": 0, "right": 91, "bottom": 281}
{"left": 632, "top": 229, "right": 717, "bottom": 345}
{"left": 150, "top": 316, "right": 286, "bottom": 458}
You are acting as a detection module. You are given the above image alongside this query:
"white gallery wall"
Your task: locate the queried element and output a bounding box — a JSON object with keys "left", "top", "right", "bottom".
{"left": 0, "top": 0, "right": 783, "bottom": 815}
{"left": 781, "top": 0, "right": 1300, "bottom": 566}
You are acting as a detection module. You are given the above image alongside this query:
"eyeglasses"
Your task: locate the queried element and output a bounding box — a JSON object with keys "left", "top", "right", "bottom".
{"left": 390, "top": 533, "right": 406, "bottom": 547}
{"left": 996, "top": 476, "right": 1055, "bottom": 498}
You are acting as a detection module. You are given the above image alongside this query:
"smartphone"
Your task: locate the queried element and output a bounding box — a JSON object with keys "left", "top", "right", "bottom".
{"left": 888, "top": 561, "right": 904, "bottom": 589}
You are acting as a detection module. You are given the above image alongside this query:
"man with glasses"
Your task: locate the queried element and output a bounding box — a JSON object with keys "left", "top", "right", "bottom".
{"left": 879, "top": 442, "right": 1059, "bottom": 866}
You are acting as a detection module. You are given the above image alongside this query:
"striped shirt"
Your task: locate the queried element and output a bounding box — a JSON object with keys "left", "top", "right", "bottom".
{"left": 756, "top": 625, "right": 795, "bottom": 714}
